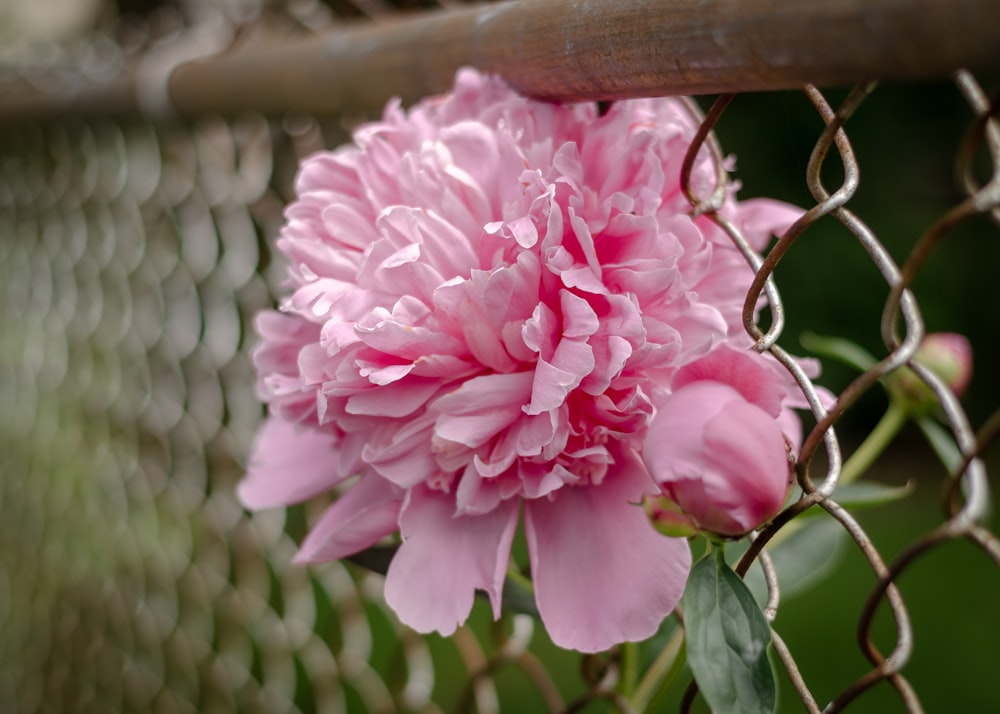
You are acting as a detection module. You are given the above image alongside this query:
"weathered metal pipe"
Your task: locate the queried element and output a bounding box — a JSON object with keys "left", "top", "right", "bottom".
{"left": 2, "top": 0, "right": 999, "bottom": 121}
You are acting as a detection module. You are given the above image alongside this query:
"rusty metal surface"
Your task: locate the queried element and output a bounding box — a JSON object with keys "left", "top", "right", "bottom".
{"left": 2, "top": 0, "right": 1000, "bottom": 121}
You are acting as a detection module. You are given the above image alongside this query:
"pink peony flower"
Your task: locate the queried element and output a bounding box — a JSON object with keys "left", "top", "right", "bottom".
{"left": 238, "top": 68, "right": 802, "bottom": 652}
{"left": 642, "top": 347, "right": 797, "bottom": 537}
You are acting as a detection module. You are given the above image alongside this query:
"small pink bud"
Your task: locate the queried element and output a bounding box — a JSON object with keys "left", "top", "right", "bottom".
{"left": 644, "top": 495, "right": 698, "bottom": 538}
{"left": 916, "top": 333, "right": 972, "bottom": 396}
{"left": 889, "top": 332, "right": 973, "bottom": 412}
{"left": 642, "top": 380, "right": 792, "bottom": 538}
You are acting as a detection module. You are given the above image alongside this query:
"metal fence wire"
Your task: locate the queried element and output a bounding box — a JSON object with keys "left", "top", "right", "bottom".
{"left": 1, "top": 1, "right": 999, "bottom": 712}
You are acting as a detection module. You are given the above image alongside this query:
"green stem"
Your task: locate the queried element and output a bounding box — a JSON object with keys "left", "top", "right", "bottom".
{"left": 629, "top": 626, "right": 687, "bottom": 712}
{"left": 839, "top": 399, "right": 909, "bottom": 486}
{"left": 619, "top": 641, "right": 639, "bottom": 697}
{"left": 647, "top": 638, "right": 687, "bottom": 713}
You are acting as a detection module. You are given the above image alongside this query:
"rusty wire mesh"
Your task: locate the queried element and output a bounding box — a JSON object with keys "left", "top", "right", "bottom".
{"left": 1, "top": 2, "right": 999, "bottom": 712}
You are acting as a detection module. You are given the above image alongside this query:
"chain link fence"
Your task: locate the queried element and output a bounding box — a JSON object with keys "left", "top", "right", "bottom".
{"left": 1, "top": 1, "right": 998, "bottom": 712}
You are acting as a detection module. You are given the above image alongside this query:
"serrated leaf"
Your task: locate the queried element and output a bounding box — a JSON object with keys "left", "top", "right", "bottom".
{"left": 800, "top": 332, "right": 877, "bottom": 372}
{"left": 683, "top": 551, "right": 776, "bottom": 714}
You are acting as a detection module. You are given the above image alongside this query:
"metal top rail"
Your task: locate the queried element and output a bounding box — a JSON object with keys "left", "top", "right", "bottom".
{"left": 1, "top": 0, "right": 999, "bottom": 122}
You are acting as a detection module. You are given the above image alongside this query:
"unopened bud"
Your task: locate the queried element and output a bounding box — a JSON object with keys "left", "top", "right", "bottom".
{"left": 889, "top": 332, "right": 972, "bottom": 412}
{"left": 645, "top": 495, "right": 698, "bottom": 538}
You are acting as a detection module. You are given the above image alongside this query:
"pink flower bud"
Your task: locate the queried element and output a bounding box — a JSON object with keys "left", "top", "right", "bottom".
{"left": 889, "top": 332, "right": 973, "bottom": 412}
{"left": 643, "top": 380, "right": 792, "bottom": 537}
{"left": 916, "top": 333, "right": 972, "bottom": 396}
{"left": 644, "top": 495, "right": 698, "bottom": 538}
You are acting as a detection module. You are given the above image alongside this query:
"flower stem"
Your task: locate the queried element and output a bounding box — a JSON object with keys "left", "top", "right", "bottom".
{"left": 619, "top": 641, "right": 639, "bottom": 697}
{"left": 839, "top": 399, "right": 909, "bottom": 486}
{"left": 629, "top": 624, "right": 686, "bottom": 711}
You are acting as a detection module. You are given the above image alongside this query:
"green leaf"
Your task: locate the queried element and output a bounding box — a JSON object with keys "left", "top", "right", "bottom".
{"left": 831, "top": 480, "right": 914, "bottom": 509}
{"left": 683, "top": 550, "right": 776, "bottom": 714}
{"left": 744, "top": 517, "right": 847, "bottom": 605}
{"left": 916, "top": 417, "right": 993, "bottom": 521}
{"left": 800, "top": 332, "right": 878, "bottom": 372}
{"left": 915, "top": 416, "right": 963, "bottom": 473}
{"left": 789, "top": 480, "right": 913, "bottom": 521}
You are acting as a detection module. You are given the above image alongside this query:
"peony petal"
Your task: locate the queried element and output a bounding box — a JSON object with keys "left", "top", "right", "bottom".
{"left": 410, "top": 354, "right": 479, "bottom": 378}
{"left": 277, "top": 231, "right": 363, "bottom": 282}
{"left": 295, "top": 473, "right": 404, "bottom": 563}
{"left": 673, "top": 346, "right": 786, "bottom": 417}
{"left": 731, "top": 197, "right": 804, "bottom": 250}
{"left": 439, "top": 121, "right": 503, "bottom": 216}
{"left": 433, "top": 273, "right": 523, "bottom": 373}
{"left": 432, "top": 371, "right": 533, "bottom": 414}
{"left": 581, "top": 334, "right": 632, "bottom": 395}
{"left": 322, "top": 202, "right": 379, "bottom": 250}
{"left": 433, "top": 371, "right": 534, "bottom": 447}
{"left": 519, "top": 462, "right": 573, "bottom": 499}
{"left": 357, "top": 237, "right": 446, "bottom": 304}
{"left": 481, "top": 252, "right": 542, "bottom": 326}
{"left": 296, "top": 151, "right": 366, "bottom": 196}
{"left": 377, "top": 205, "right": 479, "bottom": 279}
{"left": 524, "top": 336, "right": 595, "bottom": 415}
{"left": 560, "top": 289, "right": 600, "bottom": 338}
{"left": 238, "top": 418, "right": 347, "bottom": 510}
{"left": 455, "top": 464, "right": 505, "bottom": 515}
{"left": 522, "top": 301, "right": 559, "bottom": 358}
{"left": 777, "top": 406, "right": 803, "bottom": 454}
{"left": 385, "top": 487, "right": 518, "bottom": 635}
{"left": 700, "top": 400, "right": 790, "bottom": 530}
{"left": 362, "top": 413, "right": 440, "bottom": 487}
{"left": 525, "top": 460, "right": 691, "bottom": 652}
{"left": 354, "top": 361, "right": 414, "bottom": 386}
{"left": 658, "top": 294, "right": 727, "bottom": 362}
{"left": 345, "top": 378, "right": 441, "bottom": 417}
{"left": 524, "top": 356, "right": 580, "bottom": 416}
{"left": 435, "top": 410, "right": 522, "bottom": 449}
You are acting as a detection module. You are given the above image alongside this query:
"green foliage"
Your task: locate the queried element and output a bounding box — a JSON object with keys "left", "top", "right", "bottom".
{"left": 743, "top": 517, "right": 847, "bottom": 606}
{"left": 683, "top": 549, "right": 776, "bottom": 714}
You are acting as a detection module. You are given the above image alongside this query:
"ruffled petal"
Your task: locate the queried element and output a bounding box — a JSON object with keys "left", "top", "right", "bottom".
{"left": 432, "top": 372, "right": 534, "bottom": 447}
{"left": 345, "top": 378, "right": 441, "bottom": 417}
{"left": 362, "top": 413, "right": 440, "bottom": 487}
{"left": 672, "top": 346, "right": 786, "bottom": 417}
